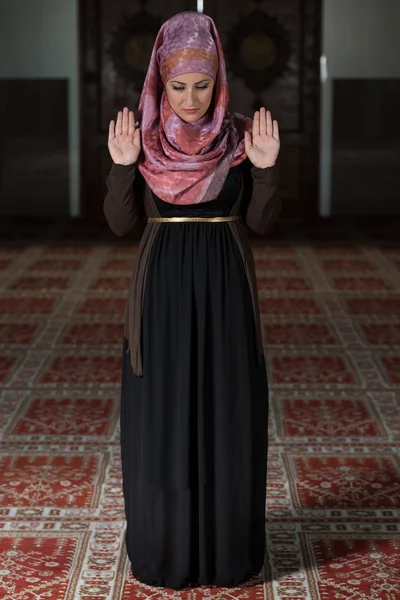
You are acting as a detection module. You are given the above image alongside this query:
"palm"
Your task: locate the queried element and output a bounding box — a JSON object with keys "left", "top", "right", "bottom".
{"left": 108, "top": 107, "right": 141, "bottom": 166}
{"left": 244, "top": 107, "right": 280, "bottom": 169}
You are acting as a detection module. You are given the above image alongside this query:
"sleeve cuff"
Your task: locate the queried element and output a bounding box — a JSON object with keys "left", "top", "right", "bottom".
{"left": 110, "top": 162, "right": 136, "bottom": 177}
{"left": 251, "top": 163, "right": 276, "bottom": 180}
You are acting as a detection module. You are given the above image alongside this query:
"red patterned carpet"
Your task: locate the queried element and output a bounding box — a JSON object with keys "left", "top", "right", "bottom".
{"left": 0, "top": 218, "right": 399, "bottom": 599}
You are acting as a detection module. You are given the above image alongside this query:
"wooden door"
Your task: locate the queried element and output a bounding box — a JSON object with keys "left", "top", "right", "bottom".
{"left": 79, "top": 0, "right": 321, "bottom": 221}
{"left": 79, "top": 0, "right": 196, "bottom": 222}
{"left": 206, "top": 0, "right": 321, "bottom": 218}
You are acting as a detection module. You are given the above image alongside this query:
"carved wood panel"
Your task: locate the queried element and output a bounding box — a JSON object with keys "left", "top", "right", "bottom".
{"left": 206, "top": 0, "right": 321, "bottom": 217}
{"left": 79, "top": 0, "right": 321, "bottom": 221}
{"left": 79, "top": 0, "right": 196, "bottom": 222}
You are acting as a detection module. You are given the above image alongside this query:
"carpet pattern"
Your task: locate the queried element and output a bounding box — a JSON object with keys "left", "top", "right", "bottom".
{"left": 0, "top": 218, "right": 399, "bottom": 599}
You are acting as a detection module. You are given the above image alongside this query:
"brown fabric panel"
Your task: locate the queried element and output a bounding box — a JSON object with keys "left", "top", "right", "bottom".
{"left": 228, "top": 221, "right": 264, "bottom": 366}
{"left": 106, "top": 160, "right": 281, "bottom": 376}
{"left": 124, "top": 221, "right": 161, "bottom": 376}
{"left": 124, "top": 182, "right": 162, "bottom": 376}
{"left": 226, "top": 163, "right": 280, "bottom": 366}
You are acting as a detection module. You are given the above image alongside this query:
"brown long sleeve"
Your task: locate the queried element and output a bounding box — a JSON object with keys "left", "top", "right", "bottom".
{"left": 242, "top": 162, "right": 281, "bottom": 235}
{"left": 103, "top": 163, "right": 143, "bottom": 237}
{"left": 104, "top": 160, "right": 280, "bottom": 237}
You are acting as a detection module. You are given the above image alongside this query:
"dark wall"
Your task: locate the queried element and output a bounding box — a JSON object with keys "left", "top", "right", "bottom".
{"left": 0, "top": 79, "right": 69, "bottom": 217}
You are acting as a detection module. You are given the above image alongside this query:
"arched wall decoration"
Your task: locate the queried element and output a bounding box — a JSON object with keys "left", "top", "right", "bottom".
{"left": 79, "top": 0, "right": 321, "bottom": 221}
{"left": 225, "top": 9, "right": 291, "bottom": 92}
{"left": 106, "top": 9, "right": 162, "bottom": 92}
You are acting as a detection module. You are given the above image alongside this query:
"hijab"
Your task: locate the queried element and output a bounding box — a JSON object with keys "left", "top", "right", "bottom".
{"left": 136, "top": 11, "right": 252, "bottom": 205}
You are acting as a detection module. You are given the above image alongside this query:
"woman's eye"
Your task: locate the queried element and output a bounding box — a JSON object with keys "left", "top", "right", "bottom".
{"left": 172, "top": 85, "right": 209, "bottom": 91}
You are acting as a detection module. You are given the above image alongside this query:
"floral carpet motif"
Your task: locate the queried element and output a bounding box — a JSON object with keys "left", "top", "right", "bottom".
{"left": 0, "top": 218, "right": 399, "bottom": 599}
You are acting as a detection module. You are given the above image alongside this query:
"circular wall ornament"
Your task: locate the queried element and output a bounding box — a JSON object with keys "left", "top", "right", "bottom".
{"left": 239, "top": 33, "right": 277, "bottom": 71}
{"left": 225, "top": 9, "right": 291, "bottom": 92}
{"left": 125, "top": 34, "right": 156, "bottom": 71}
{"left": 107, "top": 9, "right": 162, "bottom": 91}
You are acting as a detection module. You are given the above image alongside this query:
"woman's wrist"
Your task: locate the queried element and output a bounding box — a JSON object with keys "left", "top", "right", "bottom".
{"left": 254, "top": 162, "right": 276, "bottom": 170}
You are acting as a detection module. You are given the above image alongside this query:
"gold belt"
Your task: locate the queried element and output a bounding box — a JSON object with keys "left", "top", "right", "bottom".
{"left": 147, "top": 216, "right": 240, "bottom": 223}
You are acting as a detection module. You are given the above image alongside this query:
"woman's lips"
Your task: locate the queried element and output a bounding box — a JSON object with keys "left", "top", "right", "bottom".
{"left": 183, "top": 108, "right": 199, "bottom": 113}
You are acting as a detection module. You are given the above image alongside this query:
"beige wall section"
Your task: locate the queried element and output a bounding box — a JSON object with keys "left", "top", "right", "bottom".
{"left": 0, "top": 0, "right": 80, "bottom": 216}
{"left": 323, "top": 0, "right": 400, "bottom": 78}
{"left": 320, "top": 0, "right": 400, "bottom": 215}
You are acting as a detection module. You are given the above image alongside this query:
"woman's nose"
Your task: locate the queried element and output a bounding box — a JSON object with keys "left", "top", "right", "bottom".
{"left": 186, "top": 90, "right": 195, "bottom": 106}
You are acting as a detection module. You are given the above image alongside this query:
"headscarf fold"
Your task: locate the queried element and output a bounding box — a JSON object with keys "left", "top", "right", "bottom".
{"left": 137, "top": 11, "right": 252, "bottom": 205}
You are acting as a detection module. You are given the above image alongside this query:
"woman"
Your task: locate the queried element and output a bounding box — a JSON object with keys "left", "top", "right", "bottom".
{"left": 104, "top": 11, "right": 281, "bottom": 590}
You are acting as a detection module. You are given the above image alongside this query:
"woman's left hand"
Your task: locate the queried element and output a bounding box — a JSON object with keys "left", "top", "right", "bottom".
{"left": 245, "top": 107, "right": 280, "bottom": 169}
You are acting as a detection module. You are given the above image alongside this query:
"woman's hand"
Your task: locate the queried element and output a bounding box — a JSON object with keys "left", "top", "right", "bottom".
{"left": 108, "top": 107, "right": 141, "bottom": 166}
{"left": 244, "top": 107, "right": 280, "bottom": 169}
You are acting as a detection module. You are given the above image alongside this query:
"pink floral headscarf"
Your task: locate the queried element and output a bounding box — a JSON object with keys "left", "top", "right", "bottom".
{"left": 136, "top": 11, "right": 252, "bottom": 205}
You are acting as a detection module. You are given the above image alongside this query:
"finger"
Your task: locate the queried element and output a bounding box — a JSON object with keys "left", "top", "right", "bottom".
{"left": 116, "top": 111, "right": 122, "bottom": 136}
{"left": 266, "top": 110, "right": 273, "bottom": 136}
{"left": 128, "top": 110, "right": 135, "bottom": 136}
{"left": 260, "top": 107, "right": 267, "bottom": 137}
{"left": 244, "top": 130, "right": 251, "bottom": 153}
{"left": 133, "top": 127, "right": 141, "bottom": 148}
{"left": 108, "top": 120, "right": 115, "bottom": 141}
{"left": 273, "top": 119, "right": 279, "bottom": 141}
{"left": 253, "top": 111, "right": 260, "bottom": 138}
{"left": 122, "top": 107, "right": 129, "bottom": 135}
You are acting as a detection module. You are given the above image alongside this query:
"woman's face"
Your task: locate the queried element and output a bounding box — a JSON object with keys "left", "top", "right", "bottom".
{"left": 165, "top": 72, "right": 215, "bottom": 122}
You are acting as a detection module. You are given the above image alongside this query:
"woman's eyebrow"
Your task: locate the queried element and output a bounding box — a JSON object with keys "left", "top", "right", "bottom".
{"left": 170, "top": 78, "right": 211, "bottom": 85}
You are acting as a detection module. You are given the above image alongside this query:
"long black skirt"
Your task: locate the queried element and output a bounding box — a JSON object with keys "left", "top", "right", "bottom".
{"left": 120, "top": 221, "right": 269, "bottom": 590}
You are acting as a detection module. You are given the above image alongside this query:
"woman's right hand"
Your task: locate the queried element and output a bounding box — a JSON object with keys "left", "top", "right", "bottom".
{"left": 108, "top": 107, "right": 141, "bottom": 166}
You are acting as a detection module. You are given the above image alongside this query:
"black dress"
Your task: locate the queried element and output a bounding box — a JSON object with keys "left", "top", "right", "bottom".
{"left": 120, "top": 164, "right": 269, "bottom": 590}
